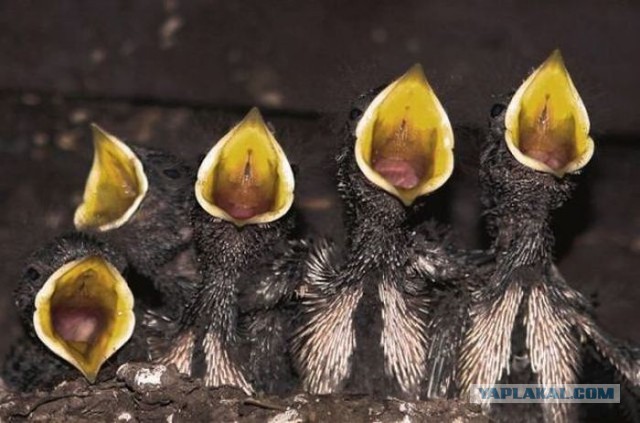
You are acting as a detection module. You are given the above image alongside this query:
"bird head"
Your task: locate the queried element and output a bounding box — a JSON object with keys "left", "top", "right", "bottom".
{"left": 503, "top": 49, "right": 594, "bottom": 177}
{"left": 18, "top": 235, "right": 135, "bottom": 383}
{"left": 74, "top": 125, "right": 149, "bottom": 232}
{"left": 349, "top": 64, "right": 454, "bottom": 207}
{"left": 194, "top": 108, "right": 295, "bottom": 227}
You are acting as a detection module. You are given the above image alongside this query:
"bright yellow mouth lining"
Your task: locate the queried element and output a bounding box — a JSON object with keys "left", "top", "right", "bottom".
{"left": 33, "top": 256, "right": 135, "bottom": 382}
{"left": 505, "top": 50, "right": 594, "bottom": 176}
{"left": 195, "top": 108, "right": 295, "bottom": 226}
{"left": 74, "top": 124, "right": 149, "bottom": 232}
{"left": 355, "top": 64, "right": 454, "bottom": 206}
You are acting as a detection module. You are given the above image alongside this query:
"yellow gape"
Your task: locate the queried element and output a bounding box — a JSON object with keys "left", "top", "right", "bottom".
{"left": 74, "top": 124, "right": 149, "bottom": 232}
{"left": 195, "top": 107, "right": 295, "bottom": 227}
{"left": 33, "top": 256, "right": 135, "bottom": 382}
{"left": 354, "top": 64, "right": 454, "bottom": 206}
{"left": 505, "top": 49, "right": 594, "bottom": 176}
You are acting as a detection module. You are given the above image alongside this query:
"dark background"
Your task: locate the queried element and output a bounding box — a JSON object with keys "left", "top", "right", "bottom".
{"left": 1, "top": 0, "right": 639, "bottom": 364}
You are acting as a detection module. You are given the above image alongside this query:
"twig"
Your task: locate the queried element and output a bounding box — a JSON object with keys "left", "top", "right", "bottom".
{"left": 243, "top": 397, "right": 288, "bottom": 412}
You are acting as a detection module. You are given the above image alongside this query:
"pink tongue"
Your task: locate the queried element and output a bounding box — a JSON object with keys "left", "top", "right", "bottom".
{"left": 524, "top": 148, "right": 567, "bottom": 171}
{"left": 52, "top": 307, "right": 102, "bottom": 343}
{"left": 224, "top": 204, "right": 262, "bottom": 220}
{"left": 373, "top": 158, "right": 420, "bottom": 189}
{"left": 214, "top": 193, "right": 271, "bottom": 220}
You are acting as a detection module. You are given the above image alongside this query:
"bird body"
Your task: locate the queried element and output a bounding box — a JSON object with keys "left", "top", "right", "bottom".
{"left": 75, "top": 125, "right": 194, "bottom": 282}
{"left": 293, "top": 65, "right": 478, "bottom": 399}
{"left": 294, "top": 143, "right": 479, "bottom": 398}
{"left": 3, "top": 233, "right": 145, "bottom": 391}
{"left": 459, "top": 51, "right": 640, "bottom": 422}
{"left": 159, "top": 108, "right": 300, "bottom": 395}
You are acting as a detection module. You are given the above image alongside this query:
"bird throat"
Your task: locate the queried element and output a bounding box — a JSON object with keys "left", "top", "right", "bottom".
{"left": 47, "top": 267, "right": 115, "bottom": 355}
{"left": 51, "top": 305, "right": 107, "bottom": 346}
{"left": 213, "top": 150, "right": 278, "bottom": 220}
{"left": 371, "top": 118, "right": 433, "bottom": 190}
{"left": 518, "top": 96, "right": 577, "bottom": 172}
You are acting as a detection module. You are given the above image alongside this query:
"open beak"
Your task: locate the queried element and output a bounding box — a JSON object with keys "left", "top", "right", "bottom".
{"left": 354, "top": 64, "right": 454, "bottom": 206}
{"left": 195, "top": 107, "right": 295, "bottom": 227}
{"left": 33, "top": 256, "right": 135, "bottom": 382}
{"left": 74, "top": 124, "right": 149, "bottom": 232}
{"left": 504, "top": 49, "right": 594, "bottom": 177}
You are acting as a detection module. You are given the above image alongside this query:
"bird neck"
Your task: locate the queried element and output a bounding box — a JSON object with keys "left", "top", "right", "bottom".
{"left": 341, "top": 179, "right": 412, "bottom": 269}
{"left": 208, "top": 222, "right": 287, "bottom": 272}
{"left": 187, "top": 209, "right": 292, "bottom": 339}
{"left": 336, "top": 141, "right": 423, "bottom": 270}
{"left": 481, "top": 127, "right": 575, "bottom": 269}
{"left": 490, "top": 204, "right": 554, "bottom": 269}
{"left": 191, "top": 201, "right": 294, "bottom": 277}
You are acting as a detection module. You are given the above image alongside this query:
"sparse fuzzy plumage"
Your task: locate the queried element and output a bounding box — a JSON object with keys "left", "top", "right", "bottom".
{"left": 458, "top": 97, "right": 640, "bottom": 422}
{"left": 236, "top": 238, "right": 311, "bottom": 394}
{"left": 159, "top": 200, "right": 302, "bottom": 394}
{"left": 79, "top": 144, "right": 194, "bottom": 282}
{"left": 2, "top": 233, "right": 151, "bottom": 391}
{"left": 292, "top": 84, "right": 481, "bottom": 399}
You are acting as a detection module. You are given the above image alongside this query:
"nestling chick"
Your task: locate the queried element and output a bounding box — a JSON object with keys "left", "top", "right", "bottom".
{"left": 2, "top": 233, "right": 140, "bottom": 391}
{"left": 292, "top": 65, "right": 481, "bottom": 399}
{"left": 74, "top": 125, "right": 193, "bottom": 282}
{"left": 159, "top": 108, "right": 301, "bottom": 394}
{"left": 459, "top": 50, "right": 640, "bottom": 422}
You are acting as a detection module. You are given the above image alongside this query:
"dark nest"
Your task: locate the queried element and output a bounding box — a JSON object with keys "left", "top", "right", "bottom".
{"left": 0, "top": 363, "right": 486, "bottom": 422}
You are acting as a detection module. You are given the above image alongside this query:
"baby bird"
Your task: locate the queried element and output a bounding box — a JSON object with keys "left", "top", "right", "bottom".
{"left": 292, "top": 65, "right": 480, "bottom": 399}
{"left": 458, "top": 50, "right": 640, "bottom": 422}
{"left": 74, "top": 125, "right": 193, "bottom": 281}
{"left": 2, "top": 233, "right": 138, "bottom": 391}
{"left": 160, "top": 108, "right": 301, "bottom": 394}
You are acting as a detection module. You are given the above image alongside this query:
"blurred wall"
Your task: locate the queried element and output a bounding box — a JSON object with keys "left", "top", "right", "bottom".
{"left": 0, "top": 0, "right": 638, "bottom": 134}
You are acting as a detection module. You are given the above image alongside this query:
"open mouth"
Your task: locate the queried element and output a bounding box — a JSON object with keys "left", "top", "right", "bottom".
{"left": 194, "top": 108, "right": 295, "bottom": 226}
{"left": 33, "top": 256, "right": 135, "bottom": 382}
{"left": 74, "top": 124, "right": 149, "bottom": 232}
{"left": 504, "top": 49, "right": 594, "bottom": 176}
{"left": 354, "top": 64, "right": 454, "bottom": 206}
